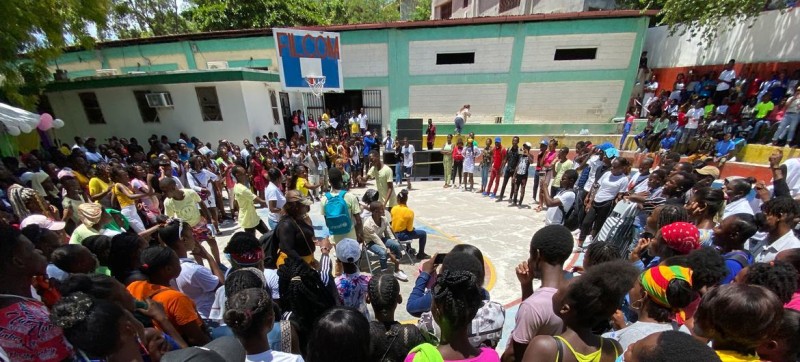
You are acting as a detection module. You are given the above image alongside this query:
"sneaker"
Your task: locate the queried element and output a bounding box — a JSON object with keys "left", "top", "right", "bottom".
{"left": 495, "top": 196, "right": 504, "bottom": 202}
{"left": 393, "top": 270, "right": 409, "bottom": 281}
{"left": 416, "top": 252, "right": 431, "bottom": 260}
{"left": 482, "top": 192, "right": 488, "bottom": 196}
{"left": 489, "top": 193, "right": 495, "bottom": 199}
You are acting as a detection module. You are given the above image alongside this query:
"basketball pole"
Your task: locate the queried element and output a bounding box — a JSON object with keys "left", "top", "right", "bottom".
{"left": 301, "top": 90, "right": 310, "bottom": 143}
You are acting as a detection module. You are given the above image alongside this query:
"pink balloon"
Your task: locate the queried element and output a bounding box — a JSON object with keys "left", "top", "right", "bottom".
{"left": 38, "top": 113, "right": 53, "bottom": 131}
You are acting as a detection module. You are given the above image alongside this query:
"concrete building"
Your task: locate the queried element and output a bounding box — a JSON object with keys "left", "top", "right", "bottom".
{"left": 431, "top": 0, "right": 616, "bottom": 20}
{"left": 43, "top": 10, "right": 650, "bottom": 144}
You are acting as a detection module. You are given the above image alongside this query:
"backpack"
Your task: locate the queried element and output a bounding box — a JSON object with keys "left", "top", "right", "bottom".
{"left": 557, "top": 189, "right": 579, "bottom": 231}
{"left": 324, "top": 191, "right": 353, "bottom": 235}
{"left": 259, "top": 224, "right": 280, "bottom": 269}
{"left": 725, "top": 250, "right": 752, "bottom": 268}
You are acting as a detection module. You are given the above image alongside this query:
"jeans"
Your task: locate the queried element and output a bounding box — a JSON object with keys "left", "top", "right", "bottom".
{"left": 749, "top": 119, "right": 769, "bottom": 141}
{"left": 267, "top": 218, "right": 278, "bottom": 230}
{"left": 480, "top": 164, "right": 490, "bottom": 191}
{"left": 774, "top": 112, "right": 800, "bottom": 143}
{"left": 498, "top": 170, "right": 514, "bottom": 199}
{"left": 452, "top": 160, "right": 463, "bottom": 184}
{"left": 394, "top": 161, "right": 403, "bottom": 184}
{"left": 396, "top": 229, "right": 427, "bottom": 254}
{"left": 579, "top": 199, "right": 615, "bottom": 243}
{"left": 367, "top": 239, "right": 403, "bottom": 270}
{"left": 620, "top": 122, "right": 632, "bottom": 149}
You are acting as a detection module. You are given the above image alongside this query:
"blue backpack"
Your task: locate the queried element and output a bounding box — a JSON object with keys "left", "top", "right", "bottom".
{"left": 324, "top": 191, "right": 353, "bottom": 235}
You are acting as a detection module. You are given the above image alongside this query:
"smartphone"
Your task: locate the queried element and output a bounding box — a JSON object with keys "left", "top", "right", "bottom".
{"left": 434, "top": 253, "right": 448, "bottom": 265}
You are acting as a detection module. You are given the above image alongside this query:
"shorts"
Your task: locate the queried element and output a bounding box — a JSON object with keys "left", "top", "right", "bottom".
{"left": 404, "top": 166, "right": 413, "bottom": 177}
{"left": 191, "top": 217, "right": 216, "bottom": 242}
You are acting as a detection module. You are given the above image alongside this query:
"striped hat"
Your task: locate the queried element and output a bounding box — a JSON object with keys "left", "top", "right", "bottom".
{"left": 640, "top": 265, "right": 693, "bottom": 308}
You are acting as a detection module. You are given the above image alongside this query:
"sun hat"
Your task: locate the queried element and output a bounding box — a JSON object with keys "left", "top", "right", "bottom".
{"left": 77, "top": 203, "right": 103, "bottom": 228}
{"left": 20, "top": 214, "right": 66, "bottom": 231}
{"left": 696, "top": 165, "right": 720, "bottom": 180}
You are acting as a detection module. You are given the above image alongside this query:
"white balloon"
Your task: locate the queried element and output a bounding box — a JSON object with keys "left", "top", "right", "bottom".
{"left": 5, "top": 125, "right": 20, "bottom": 136}
{"left": 18, "top": 123, "right": 32, "bottom": 133}
{"left": 53, "top": 119, "right": 65, "bottom": 129}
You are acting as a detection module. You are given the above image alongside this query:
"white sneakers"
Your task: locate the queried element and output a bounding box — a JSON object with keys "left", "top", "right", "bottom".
{"left": 383, "top": 268, "right": 409, "bottom": 281}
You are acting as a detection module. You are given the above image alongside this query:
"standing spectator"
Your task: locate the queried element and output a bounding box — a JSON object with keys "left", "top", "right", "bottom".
{"left": 320, "top": 167, "right": 362, "bottom": 244}
{"left": 503, "top": 225, "right": 573, "bottom": 361}
{"left": 358, "top": 108, "right": 368, "bottom": 135}
{"left": 485, "top": 137, "right": 506, "bottom": 198}
{"left": 367, "top": 150, "right": 397, "bottom": 210}
{"left": 620, "top": 107, "right": 636, "bottom": 149}
{"left": 642, "top": 74, "right": 659, "bottom": 117}
{"left": 451, "top": 138, "right": 464, "bottom": 189}
{"left": 479, "top": 138, "right": 493, "bottom": 195}
{"left": 749, "top": 95, "right": 775, "bottom": 142}
{"left": 461, "top": 138, "right": 481, "bottom": 193}
{"left": 773, "top": 86, "right": 800, "bottom": 146}
{"left": 442, "top": 134, "right": 454, "bottom": 188}
{"left": 110, "top": 167, "right": 150, "bottom": 233}
{"left": 232, "top": 166, "right": 269, "bottom": 236}
{"left": 496, "top": 136, "right": 520, "bottom": 202}
{"left": 426, "top": 119, "right": 436, "bottom": 151}
{"left": 510, "top": 142, "right": 533, "bottom": 206}
{"left": 715, "top": 59, "right": 737, "bottom": 105}
{"left": 541, "top": 170, "right": 578, "bottom": 226}
{"left": 362, "top": 132, "right": 376, "bottom": 174}
{"left": 578, "top": 157, "right": 630, "bottom": 249}
{"left": 401, "top": 138, "right": 415, "bottom": 190}
{"left": 161, "top": 177, "right": 222, "bottom": 266}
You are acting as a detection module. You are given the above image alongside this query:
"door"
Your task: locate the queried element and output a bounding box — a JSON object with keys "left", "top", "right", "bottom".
{"left": 362, "top": 89, "right": 382, "bottom": 129}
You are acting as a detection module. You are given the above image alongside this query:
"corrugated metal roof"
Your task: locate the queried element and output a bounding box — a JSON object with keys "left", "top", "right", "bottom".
{"left": 71, "top": 9, "right": 656, "bottom": 51}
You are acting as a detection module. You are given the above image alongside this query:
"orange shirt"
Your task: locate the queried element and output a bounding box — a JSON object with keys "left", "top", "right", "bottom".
{"left": 127, "top": 280, "right": 203, "bottom": 330}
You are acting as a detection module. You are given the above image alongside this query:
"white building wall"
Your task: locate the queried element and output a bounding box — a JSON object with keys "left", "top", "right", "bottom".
{"left": 341, "top": 44, "right": 389, "bottom": 77}
{"left": 521, "top": 33, "right": 637, "bottom": 72}
{"left": 515, "top": 80, "right": 624, "bottom": 122}
{"left": 240, "top": 81, "right": 284, "bottom": 139}
{"left": 644, "top": 9, "right": 800, "bottom": 68}
{"left": 409, "top": 38, "right": 514, "bottom": 75}
{"left": 48, "top": 82, "right": 270, "bottom": 145}
{"left": 408, "top": 84, "right": 507, "bottom": 123}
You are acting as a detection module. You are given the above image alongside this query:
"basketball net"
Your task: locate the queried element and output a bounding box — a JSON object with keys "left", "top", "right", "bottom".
{"left": 305, "top": 76, "right": 326, "bottom": 97}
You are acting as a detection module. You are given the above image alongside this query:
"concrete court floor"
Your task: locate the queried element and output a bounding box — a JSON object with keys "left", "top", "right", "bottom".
{"left": 211, "top": 178, "right": 582, "bottom": 324}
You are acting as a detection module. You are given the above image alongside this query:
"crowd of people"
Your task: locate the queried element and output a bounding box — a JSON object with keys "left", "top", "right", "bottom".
{"left": 2, "top": 103, "right": 800, "bottom": 362}
{"left": 627, "top": 60, "right": 800, "bottom": 160}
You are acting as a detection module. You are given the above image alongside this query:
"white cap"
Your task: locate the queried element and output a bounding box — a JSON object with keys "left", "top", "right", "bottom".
{"left": 365, "top": 131, "right": 372, "bottom": 136}
{"left": 21, "top": 214, "right": 66, "bottom": 231}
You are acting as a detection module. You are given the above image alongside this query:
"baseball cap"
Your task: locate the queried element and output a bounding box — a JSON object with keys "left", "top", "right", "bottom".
{"left": 494, "top": 137, "right": 502, "bottom": 143}
{"left": 176, "top": 139, "right": 187, "bottom": 145}
{"left": 336, "top": 238, "right": 361, "bottom": 263}
{"left": 19, "top": 172, "right": 34, "bottom": 185}
{"left": 696, "top": 165, "right": 720, "bottom": 179}
{"left": 20, "top": 214, "right": 66, "bottom": 231}
{"left": 365, "top": 131, "right": 372, "bottom": 136}
{"left": 285, "top": 190, "right": 313, "bottom": 205}
{"left": 604, "top": 147, "right": 620, "bottom": 159}
{"left": 524, "top": 142, "right": 532, "bottom": 149}
{"left": 539, "top": 139, "right": 548, "bottom": 146}
{"left": 597, "top": 142, "right": 614, "bottom": 151}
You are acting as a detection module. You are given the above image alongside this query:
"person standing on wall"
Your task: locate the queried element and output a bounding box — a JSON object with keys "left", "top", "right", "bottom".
{"left": 641, "top": 74, "right": 659, "bottom": 117}
{"left": 715, "top": 59, "right": 737, "bottom": 106}
{"left": 426, "top": 119, "right": 436, "bottom": 151}
{"left": 454, "top": 104, "right": 470, "bottom": 135}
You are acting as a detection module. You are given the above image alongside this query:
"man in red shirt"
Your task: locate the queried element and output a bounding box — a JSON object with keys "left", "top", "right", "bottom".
{"left": 485, "top": 137, "right": 507, "bottom": 198}
{"left": 426, "top": 119, "right": 436, "bottom": 150}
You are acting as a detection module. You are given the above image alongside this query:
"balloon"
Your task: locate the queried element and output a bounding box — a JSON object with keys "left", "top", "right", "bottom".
{"left": 38, "top": 113, "right": 53, "bottom": 131}
{"left": 18, "top": 122, "right": 32, "bottom": 133}
{"left": 5, "top": 124, "right": 20, "bottom": 136}
{"left": 53, "top": 119, "right": 65, "bottom": 129}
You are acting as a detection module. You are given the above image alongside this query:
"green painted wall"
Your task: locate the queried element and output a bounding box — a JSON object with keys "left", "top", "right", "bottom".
{"left": 50, "top": 16, "right": 649, "bottom": 135}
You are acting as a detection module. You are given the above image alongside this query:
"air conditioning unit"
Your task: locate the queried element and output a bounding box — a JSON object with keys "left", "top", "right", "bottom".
{"left": 207, "top": 61, "right": 229, "bottom": 70}
{"left": 146, "top": 92, "right": 174, "bottom": 108}
{"left": 95, "top": 69, "right": 119, "bottom": 77}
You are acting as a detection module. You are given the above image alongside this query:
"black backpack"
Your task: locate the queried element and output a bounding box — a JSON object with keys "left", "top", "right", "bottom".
{"left": 558, "top": 189, "right": 580, "bottom": 231}
{"left": 259, "top": 221, "right": 282, "bottom": 269}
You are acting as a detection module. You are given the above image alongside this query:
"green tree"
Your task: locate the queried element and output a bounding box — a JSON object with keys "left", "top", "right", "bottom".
{"left": 617, "top": 0, "right": 773, "bottom": 46}
{"left": 0, "top": 0, "right": 109, "bottom": 109}
{"left": 323, "top": 0, "right": 400, "bottom": 25}
{"left": 105, "top": 0, "right": 192, "bottom": 39}
{"left": 410, "top": 0, "right": 432, "bottom": 21}
{"left": 183, "top": 0, "right": 324, "bottom": 32}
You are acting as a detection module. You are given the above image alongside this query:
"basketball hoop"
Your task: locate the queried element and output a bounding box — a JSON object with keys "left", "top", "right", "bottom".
{"left": 305, "top": 75, "right": 326, "bottom": 97}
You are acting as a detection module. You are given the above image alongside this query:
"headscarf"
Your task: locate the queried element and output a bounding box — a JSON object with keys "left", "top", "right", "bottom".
{"left": 660, "top": 221, "right": 700, "bottom": 255}
{"left": 77, "top": 203, "right": 103, "bottom": 228}
{"left": 640, "top": 265, "right": 693, "bottom": 308}
{"left": 228, "top": 248, "right": 265, "bottom": 267}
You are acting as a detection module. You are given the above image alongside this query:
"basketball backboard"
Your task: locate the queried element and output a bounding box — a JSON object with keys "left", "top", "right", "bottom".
{"left": 273, "top": 28, "right": 344, "bottom": 93}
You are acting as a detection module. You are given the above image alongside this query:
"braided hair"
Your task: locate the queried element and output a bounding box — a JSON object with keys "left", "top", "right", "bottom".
{"left": 432, "top": 270, "right": 483, "bottom": 337}
{"left": 277, "top": 257, "right": 336, "bottom": 352}
{"left": 50, "top": 292, "right": 126, "bottom": 358}
{"left": 368, "top": 274, "right": 400, "bottom": 318}
{"left": 224, "top": 288, "right": 274, "bottom": 337}
{"left": 655, "top": 204, "right": 689, "bottom": 230}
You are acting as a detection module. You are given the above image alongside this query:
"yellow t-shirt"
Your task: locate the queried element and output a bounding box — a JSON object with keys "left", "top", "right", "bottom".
{"left": 350, "top": 121, "right": 360, "bottom": 134}
{"left": 716, "top": 350, "right": 759, "bottom": 362}
{"left": 113, "top": 183, "right": 135, "bottom": 208}
{"left": 233, "top": 183, "right": 260, "bottom": 229}
{"left": 367, "top": 165, "right": 397, "bottom": 207}
{"left": 164, "top": 189, "right": 203, "bottom": 227}
{"left": 391, "top": 204, "right": 415, "bottom": 233}
{"left": 88, "top": 177, "right": 109, "bottom": 199}
{"left": 296, "top": 178, "right": 309, "bottom": 197}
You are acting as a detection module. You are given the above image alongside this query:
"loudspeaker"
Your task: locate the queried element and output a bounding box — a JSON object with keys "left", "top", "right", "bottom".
{"left": 396, "top": 118, "right": 423, "bottom": 151}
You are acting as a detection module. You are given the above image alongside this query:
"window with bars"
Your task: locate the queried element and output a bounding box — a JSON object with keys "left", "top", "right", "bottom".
{"left": 196, "top": 87, "right": 223, "bottom": 121}
{"left": 499, "top": 0, "right": 520, "bottom": 13}
{"left": 269, "top": 90, "right": 281, "bottom": 125}
{"left": 78, "top": 92, "right": 105, "bottom": 124}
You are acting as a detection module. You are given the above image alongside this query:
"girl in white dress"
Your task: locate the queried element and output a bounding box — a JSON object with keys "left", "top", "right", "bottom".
{"left": 461, "top": 139, "right": 481, "bottom": 192}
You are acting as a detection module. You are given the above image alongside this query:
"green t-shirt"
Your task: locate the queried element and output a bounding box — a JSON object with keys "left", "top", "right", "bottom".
{"left": 552, "top": 159, "right": 574, "bottom": 187}
{"left": 164, "top": 189, "right": 203, "bottom": 227}
{"left": 368, "top": 165, "right": 397, "bottom": 207}
{"left": 69, "top": 224, "right": 99, "bottom": 245}
{"left": 755, "top": 101, "right": 775, "bottom": 119}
